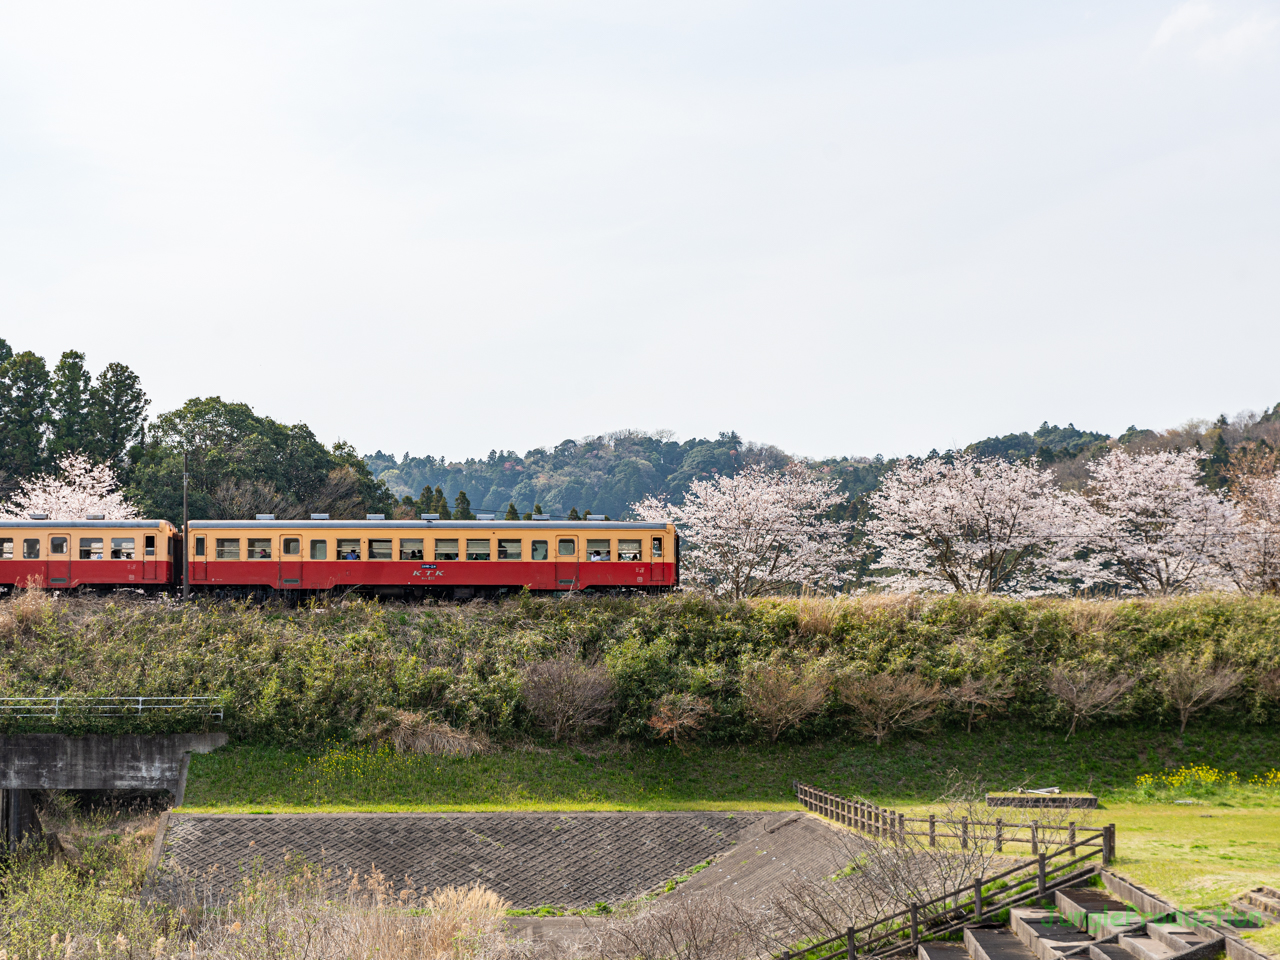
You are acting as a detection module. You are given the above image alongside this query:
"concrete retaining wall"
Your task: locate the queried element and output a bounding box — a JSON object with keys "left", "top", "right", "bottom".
{"left": 0, "top": 733, "right": 228, "bottom": 803}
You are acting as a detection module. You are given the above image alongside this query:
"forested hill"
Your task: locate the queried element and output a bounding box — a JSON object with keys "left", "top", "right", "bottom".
{"left": 365, "top": 432, "right": 791, "bottom": 520}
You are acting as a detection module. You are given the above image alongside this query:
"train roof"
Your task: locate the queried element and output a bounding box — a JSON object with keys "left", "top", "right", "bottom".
{"left": 187, "top": 520, "right": 671, "bottom": 531}
{"left": 0, "top": 519, "right": 175, "bottom": 529}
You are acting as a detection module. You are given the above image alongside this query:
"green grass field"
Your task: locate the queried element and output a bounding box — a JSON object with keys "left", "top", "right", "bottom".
{"left": 182, "top": 724, "right": 1280, "bottom": 949}
{"left": 183, "top": 724, "right": 1280, "bottom": 812}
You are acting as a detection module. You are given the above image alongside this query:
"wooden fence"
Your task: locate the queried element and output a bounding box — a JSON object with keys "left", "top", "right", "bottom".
{"left": 794, "top": 782, "right": 1112, "bottom": 857}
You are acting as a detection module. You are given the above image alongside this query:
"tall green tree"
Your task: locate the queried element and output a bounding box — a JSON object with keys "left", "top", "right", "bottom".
{"left": 87, "top": 362, "right": 149, "bottom": 467}
{"left": 0, "top": 350, "right": 52, "bottom": 477}
{"left": 48, "top": 350, "right": 94, "bottom": 461}
{"left": 504, "top": 502, "right": 519, "bottom": 520}
{"left": 453, "top": 490, "right": 475, "bottom": 520}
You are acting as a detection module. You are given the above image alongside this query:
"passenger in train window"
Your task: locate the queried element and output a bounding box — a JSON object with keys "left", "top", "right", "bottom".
{"left": 248, "top": 538, "right": 272, "bottom": 559}
{"left": 400, "top": 539, "right": 424, "bottom": 560}
{"left": 586, "top": 539, "right": 610, "bottom": 561}
{"left": 466, "top": 539, "right": 491, "bottom": 561}
{"left": 81, "top": 538, "right": 105, "bottom": 559}
{"left": 618, "top": 539, "right": 641, "bottom": 561}
{"left": 23, "top": 539, "right": 40, "bottom": 559}
{"left": 531, "top": 540, "right": 549, "bottom": 561}
{"left": 337, "top": 539, "right": 361, "bottom": 560}
{"left": 497, "top": 539, "right": 521, "bottom": 560}
{"left": 111, "top": 538, "right": 135, "bottom": 560}
{"left": 435, "top": 539, "right": 459, "bottom": 561}
{"left": 369, "top": 539, "right": 393, "bottom": 560}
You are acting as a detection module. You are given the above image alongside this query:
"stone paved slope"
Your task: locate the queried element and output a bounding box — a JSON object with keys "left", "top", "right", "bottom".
{"left": 162, "top": 811, "right": 766, "bottom": 907}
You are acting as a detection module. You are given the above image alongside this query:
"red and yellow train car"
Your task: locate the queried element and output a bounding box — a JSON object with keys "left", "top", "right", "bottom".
{"left": 0, "top": 518, "right": 181, "bottom": 594}
{"left": 186, "top": 518, "right": 679, "bottom": 598}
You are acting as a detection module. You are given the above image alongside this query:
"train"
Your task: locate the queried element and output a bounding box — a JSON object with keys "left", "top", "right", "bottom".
{"left": 0, "top": 515, "right": 679, "bottom": 599}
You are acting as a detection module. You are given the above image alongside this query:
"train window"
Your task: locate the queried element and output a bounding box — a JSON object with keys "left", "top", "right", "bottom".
{"left": 23, "top": 539, "right": 40, "bottom": 559}
{"left": 558, "top": 538, "right": 576, "bottom": 556}
{"left": 435, "top": 539, "right": 459, "bottom": 561}
{"left": 248, "top": 538, "right": 272, "bottom": 559}
{"left": 195, "top": 536, "right": 206, "bottom": 558}
{"left": 369, "top": 539, "right": 393, "bottom": 560}
{"left": 497, "top": 539, "right": 522, "bottom": 560}
{"left": 0, "top": 538, "right": 12, "bottom": 559}
{"left": 216, "top": 539, "right": 240, "bottom": 560}
{"left": 81, "top": 538, "right": 105, "bottom": 559}
{"left": 283, "top": 538, "right": 301, "bottom": 556}
{"left": 336, "top": 539, "right": 361, "bottom": 560}
{"left": 111, "top": 538, "right": 135, "bottom": 560}
{"left": 466, "top": 539, "right": 491, "bottom": 561}
{"left": 399, "top": 539, "right": 423, "bottom": 560}
{"left": 586, "top": 539, "right": 611, "bottom": 562}
{"left": 145, "top": 535, "right": 156, "bottom": 557}
{"left": 310, "top": 539, "right": 327, "bottom": 560}
{"left": 168, "top": 538, "right": 173, "bottom": 557}
{"left": 651, "top": 537, "right": 663, "bottom": 559}
{"left": 618, "top": 539, "right": 641, "bottom": 561}
{"left": 51, "top": 537, "right": 69, "bottom": 556}
{"left": 531, "top": 540, "right": 548, "bottom": 561}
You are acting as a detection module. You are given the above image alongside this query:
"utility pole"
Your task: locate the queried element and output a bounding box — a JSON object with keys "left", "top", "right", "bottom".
{"left": 182, "top": 451, "right": 190, "bottom": 600}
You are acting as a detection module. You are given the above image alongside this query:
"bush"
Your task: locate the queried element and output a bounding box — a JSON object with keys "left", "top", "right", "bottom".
{"left": 521, "top": 654, "right": 615, "bottom": 742}
{"left": 740, "top": 659, "right": 829, "bottom": 742}
{"left": 2, "top": 591, "right": 1280, "bottom": 747}
{"left": 837, "top": 672, "right": 944, "bottom": 745}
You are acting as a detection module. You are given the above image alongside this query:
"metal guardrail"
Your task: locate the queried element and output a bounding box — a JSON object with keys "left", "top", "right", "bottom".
{"left": 0, "top": 697, "right": 223, "bottom": 721}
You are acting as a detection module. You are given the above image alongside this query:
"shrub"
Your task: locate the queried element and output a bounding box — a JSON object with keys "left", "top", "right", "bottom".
{"left": 1156, "top": 655, "right": 1245, "bottom": 738}
{"left": 521, "top": 654, "right": 615, "bottom": 742}
{"left": 740, "top": 659, "right": 829, "bottom": 743}
{"left": 1047, "top": 664, "right": 1135, "bottom": 739}
{"left": 837, "top": 672, "right": 944, "bottom": 745}
{"left": 646, "top": 693, "right": 713, "bottom": 746}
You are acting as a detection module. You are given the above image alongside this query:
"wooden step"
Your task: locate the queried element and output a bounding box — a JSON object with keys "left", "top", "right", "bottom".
{"left": 920, "top": 941, "right": 974, "bottom": 960}
{"left": 1056, "top": 890, "right": 1135, "bottom": 933}
{"left": 967, "top": 925, "right": 1043, "bottom": 960}
{"left": 1090, "top": 945, "right": 1137, "bottom": 960}
{"left": 1117, "top": 935, "right": 1179, "bottom": 960}
{"left": 1011, "top": 908, "right": 1097, "bottom": 960}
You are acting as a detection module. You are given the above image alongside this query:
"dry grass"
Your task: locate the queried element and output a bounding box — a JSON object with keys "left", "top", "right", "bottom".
{"left": 360, "top": 710, "right": 492, "bottom": 757}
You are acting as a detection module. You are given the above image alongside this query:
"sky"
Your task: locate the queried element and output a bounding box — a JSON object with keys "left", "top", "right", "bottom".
{"left": 1, "top": 1, "right": 1278, "bottom": 462}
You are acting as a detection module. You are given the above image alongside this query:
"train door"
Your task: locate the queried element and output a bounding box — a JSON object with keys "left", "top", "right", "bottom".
{"left": 143, "top": 534, "right": 158, "bottom": 581}
{"left": 555, "top": 535, "right": 578, "bottom": 590}
{"left": 649, "top": 535, "right": 664, "bottom": 582}
{"left": 49, "top": 534, "right": 71, "bottom": 586}
{"left": 279, "top": 534, "right": 302, "bottom": 587}
{"left": 191, "top": 535, "right": 208, "bottom": 582}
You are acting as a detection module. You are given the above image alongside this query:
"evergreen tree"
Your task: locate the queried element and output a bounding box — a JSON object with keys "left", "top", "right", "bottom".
{"left": 522, "top": 512, "right": 533, "bottom": 520}
{"left": 1205, "top": 418, "right": 1231, "bottom": 490}
{"left": 432, "top": 486, "right": 451, "bottom": 520}
{"left": 504, "top": 502, "right": 519, "bottom": 520}
{"left": 567, "top": 507, "right": 580, "bottom": 520}
{"left": 454, "top": 489, "right": 475, "bottom": 520}
{"left": 0, "top": 350, "right": 52, "bottom": 477}
{"left": 87, "top": 361, "right": 149, "bottom": 467}
{"left": 534, "top": 503, "right": 544, "bottom": 514}
{"left": 48, "top": 350, "right": 93, "bottom": 461}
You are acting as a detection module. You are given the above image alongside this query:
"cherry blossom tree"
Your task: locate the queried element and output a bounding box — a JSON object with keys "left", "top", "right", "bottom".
{"left": 1224, "top": 474, "right": 1280, "bottom": 594}
{"left": 863, "top": 454, "right": 1089, "bottom": 595}
{"left": 1082, "top": 448, "right": 1236, "bottom": 595}
{"left": 632, "top": 464, "right": 853, "bottom": 598}
{"left": 0, "top": 453, "right": 138, "bottom": 521}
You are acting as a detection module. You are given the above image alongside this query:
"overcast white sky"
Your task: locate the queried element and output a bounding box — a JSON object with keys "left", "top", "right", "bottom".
{"left": 2, "top": 1, "right": 1277, "bottom": 462}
